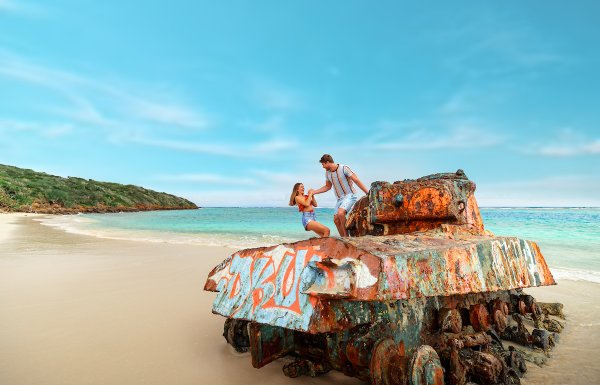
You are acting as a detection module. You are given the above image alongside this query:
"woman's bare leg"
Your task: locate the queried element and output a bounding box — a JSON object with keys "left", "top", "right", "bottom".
{"left": 306, "top": 221, "right": 330, "bottom": 237}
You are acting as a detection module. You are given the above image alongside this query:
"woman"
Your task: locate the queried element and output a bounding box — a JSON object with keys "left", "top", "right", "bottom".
{"left": 289, "top": 182, "right": 330, "bottom": 237}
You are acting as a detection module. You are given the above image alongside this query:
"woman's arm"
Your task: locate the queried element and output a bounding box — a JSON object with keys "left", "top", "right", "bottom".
{"left": 310, "top": 193, "right": 318, "bottom": 207}
{"left": 295, "top": 195, "right": 312, "bottom": 208}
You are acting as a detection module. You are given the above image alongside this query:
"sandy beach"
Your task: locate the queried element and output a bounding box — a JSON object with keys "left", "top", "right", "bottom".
{"left": 1, "top": 213, "right": 599, "bottom": 385}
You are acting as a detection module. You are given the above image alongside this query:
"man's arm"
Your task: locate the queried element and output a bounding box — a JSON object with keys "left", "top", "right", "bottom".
{"left": 309, "top": 180, "right": 332, "bottom": 195}
{"left": 349, "top": 173, "right": 369, "bottom": 194}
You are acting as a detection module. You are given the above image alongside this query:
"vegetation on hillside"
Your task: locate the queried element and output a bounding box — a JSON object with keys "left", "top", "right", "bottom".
{"left": 0, "top": 164, "right": 198, "bottom": 213}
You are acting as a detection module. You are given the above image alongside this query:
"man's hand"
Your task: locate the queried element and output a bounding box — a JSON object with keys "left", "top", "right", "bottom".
{"left": 308, "top": 189, "right": 315, "bottom": 196}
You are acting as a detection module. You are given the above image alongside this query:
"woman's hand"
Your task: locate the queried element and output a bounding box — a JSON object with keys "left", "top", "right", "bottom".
{"left": 309, "top": 190, "right": 317, "bottom": 207}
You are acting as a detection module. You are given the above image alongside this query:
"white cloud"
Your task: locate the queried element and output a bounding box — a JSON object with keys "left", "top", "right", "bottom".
{"left": 180, "top": 189, "right": 290, "bottom": 207}
{"left": 0, "top": 0, "right": 19, "bottom": 11}
{"left": 584, "top": 140, "right": 600, "bottom": 154}
{"left": 373, "top": 125, "right": 504, "bottom": 150}
{"left": 473, "top": 29, "right": 566, "bottom": 68}
{"left": 173, "top": 166, "right": 352, "bottom": 207}
{"left": 0, "top": 119, "right": 34, "bottom": 131}
{"left": 535, "top": 141, "right": 600, "bottom": 157}
{"left": 439, "top": 91, "right": 469, "bottom": 114}
{"left": 238, "top": 115, "right": 286, "bottom": 134}
{"left": 40, "top": 124, "right": 72, "bottom": 138}
{"left": 251, "top": 80, "right": 303, "bottom": 111}
{"left": 126, "top": 99, "right": 209, "bottom": 129}
{"left": 181, "top": 187, "right": 340, "bottom": 208}
{"left": 156, "top": 173, "right": 256, "bottom": 186}
{"left": 439, "top": 14, "right": 569, "bottom": 79}
{"left": 477, "top": 175, "right": 600, "bottom": 207}
{"left": 0, "top": 52, "right": 209, "bottom": 130}
{"left": 251, "top": 138, "right": 297, "bottom": 153}
{"left": 437, "top": 85, "right": 509, "bottom": 116}
{"left": 126, "top": 135, "right": 299, "bottom": 158}
{"left": 51, "top": 101, "right": 116, "bottom": 128}
{"left": 0, "top": 52, "right": 299, "bottom": 158}
{"left": 0, "top": 119, "right": 72, "bottom": 138}
{"left": 251, "top": 169, "right": 298, "bottom": 185}
{"left": 0, "top": 0, "right": 44, "bottom": 16}
{"left": 524, "top": 129, "right": 600, "bottom": 157}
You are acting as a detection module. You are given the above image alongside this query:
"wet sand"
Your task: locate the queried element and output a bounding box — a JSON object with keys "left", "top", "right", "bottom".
{"left": 0, "top": 213, "right": 598, "bottom": 385}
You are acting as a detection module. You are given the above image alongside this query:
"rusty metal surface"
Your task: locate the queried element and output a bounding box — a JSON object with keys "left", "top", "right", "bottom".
{"left": 204, "top": 239, "right": 374, "bottom": 333}
{"left": 205, "top": 231, "right": 554, "bottom": 333}
{"left": 346, "top": 170, "right": 484, "bottom": 237}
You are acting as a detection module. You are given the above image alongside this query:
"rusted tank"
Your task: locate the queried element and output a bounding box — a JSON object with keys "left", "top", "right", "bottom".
{"left": 204, "top": 170, "right": 562, "bottom": 385}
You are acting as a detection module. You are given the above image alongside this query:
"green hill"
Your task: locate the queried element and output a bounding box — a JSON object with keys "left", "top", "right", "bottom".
{"left": 0, "top": 164, "right": 198, "bottom": 214}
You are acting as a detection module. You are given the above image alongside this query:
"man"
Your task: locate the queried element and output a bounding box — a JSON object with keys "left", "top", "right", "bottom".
{"left": 309, "top": 154, "right": 369, "bottom": 237}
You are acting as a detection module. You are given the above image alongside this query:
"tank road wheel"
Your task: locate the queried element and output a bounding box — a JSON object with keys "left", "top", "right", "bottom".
{"left": 370, "top": 338, "right": 407, "bottom": 385}
{"left": 408, "top": 345, "right": 444, "bottom": 385}
{"left": 517, "top": 300, "right": 528, "bottom": 316}
{"left": 492, "top": 299, "right": 509, "bottom": 316}
{"left": 439, "top": 308, "right": 462, "bottom": 334}
{"left": 493, "top": 309, "right": 508, "bottom": 333}
{"left": 470, "top": 304, "right": 491, "bottom": 332}
{"left": 223, "top": 319, "right": 250, "bottom": 353}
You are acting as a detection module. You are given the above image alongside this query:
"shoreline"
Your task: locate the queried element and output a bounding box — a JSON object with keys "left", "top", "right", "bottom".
{"left": 31, "top": 212, "right": 299, "bottom": 250}
{"left": 0, "top": 205, "right": 198, "bottom": 215}
{"left": 1, "top": 213, "right": 599, "bottom": 384}
{"left": 25, "top": 211, "right": 600, "bottom": 284}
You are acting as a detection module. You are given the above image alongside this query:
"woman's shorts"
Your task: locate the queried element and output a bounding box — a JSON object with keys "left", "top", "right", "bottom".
{"left": 301, "top": 211, "right": 316, "bottom": 230}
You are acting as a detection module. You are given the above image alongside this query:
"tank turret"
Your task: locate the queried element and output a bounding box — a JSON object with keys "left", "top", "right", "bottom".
{"left": 347, "top": 170, "right": 484, "bottom": 236}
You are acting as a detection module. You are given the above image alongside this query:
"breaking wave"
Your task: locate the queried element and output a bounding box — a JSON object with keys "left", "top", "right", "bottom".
{"left": 35, "top": 214, "right": 299, "bottom": 249}
{"left": 34, "top": 208, "right": 600, "bottom": 284}
{"left": 550, "top": 267, "right": 600, "bottom": 284}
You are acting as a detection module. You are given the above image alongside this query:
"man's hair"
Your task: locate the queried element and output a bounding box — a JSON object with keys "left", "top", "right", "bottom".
{"left": 319, "top": 154, "right": 334, "bottom": 164}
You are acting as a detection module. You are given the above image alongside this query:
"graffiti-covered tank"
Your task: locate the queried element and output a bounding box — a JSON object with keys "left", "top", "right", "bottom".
{"left": 204, "top": 170, "right": 563, "bottom": 385}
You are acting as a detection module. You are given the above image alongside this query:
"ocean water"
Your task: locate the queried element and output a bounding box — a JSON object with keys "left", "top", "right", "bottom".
{"left": 37, "top": 207, "right": 600, "bottom": 283}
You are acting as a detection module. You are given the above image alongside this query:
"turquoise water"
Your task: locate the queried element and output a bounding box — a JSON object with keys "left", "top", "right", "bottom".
{"left": 482, "top": 208, "right": 600, "bottom": 280}
{"left": 39, "top": 207, "right": 600, "bottom": 282}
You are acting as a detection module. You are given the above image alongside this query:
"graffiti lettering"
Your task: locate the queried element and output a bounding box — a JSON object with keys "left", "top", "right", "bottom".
{"left": 211, "top": 245, "right": 323, "bottom": 323}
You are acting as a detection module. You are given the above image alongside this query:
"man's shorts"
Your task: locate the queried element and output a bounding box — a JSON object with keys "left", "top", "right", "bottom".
{"left": 334, "top": 193, "right": 358, "bottom": 213}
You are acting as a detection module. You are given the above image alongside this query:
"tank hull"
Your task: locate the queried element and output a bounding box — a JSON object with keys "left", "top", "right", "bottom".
{"left": 205, "top": 232, "right": 554, "bottom": 333}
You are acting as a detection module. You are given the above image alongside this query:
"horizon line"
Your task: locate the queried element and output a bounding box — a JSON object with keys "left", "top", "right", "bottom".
{"left": 193, "top": 206, "right": 600, "bottom": 209}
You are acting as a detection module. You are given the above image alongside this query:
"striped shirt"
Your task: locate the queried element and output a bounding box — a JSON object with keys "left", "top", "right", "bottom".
{"left": 326, "top": 164, "right": 356, "bottom": 199}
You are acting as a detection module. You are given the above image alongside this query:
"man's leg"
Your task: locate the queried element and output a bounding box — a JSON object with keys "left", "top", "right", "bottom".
{"left": 334, "top": 208, "right": 348, "bottom": 237}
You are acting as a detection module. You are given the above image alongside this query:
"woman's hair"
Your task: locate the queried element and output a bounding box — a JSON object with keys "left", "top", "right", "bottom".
{"left": 289, "top": 182, "right": 302, "bottom": 206}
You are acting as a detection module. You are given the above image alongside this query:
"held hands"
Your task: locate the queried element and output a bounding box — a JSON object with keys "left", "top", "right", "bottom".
{"left": 308, "top": 189, "right": 315, "bottom": 196}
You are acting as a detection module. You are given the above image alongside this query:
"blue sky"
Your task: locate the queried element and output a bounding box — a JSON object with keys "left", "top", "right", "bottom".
{"left": 1, "top": 1, "right": 599, "bottom": 207}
